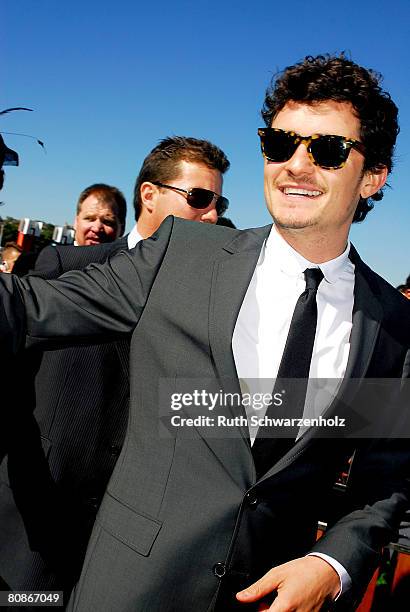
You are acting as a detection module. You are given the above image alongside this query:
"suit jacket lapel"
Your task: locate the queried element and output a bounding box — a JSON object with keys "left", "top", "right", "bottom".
{"left": 199, "top": 226, "right": 271, "bottom": 486}
{"left": 209, "top": 226, "right": 271, "bottom": 381}
{"left": 343, "top": 246, "right": 383, "bottom": 378}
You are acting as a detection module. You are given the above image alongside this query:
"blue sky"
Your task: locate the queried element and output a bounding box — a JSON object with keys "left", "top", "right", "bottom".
{"left": 2, "top": 0, "right": 409, "bottom": 285}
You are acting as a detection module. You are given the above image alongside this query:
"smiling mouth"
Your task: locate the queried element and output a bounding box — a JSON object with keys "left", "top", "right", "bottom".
{"left": 281, "top": 187, "right": 323, "bottom": 197}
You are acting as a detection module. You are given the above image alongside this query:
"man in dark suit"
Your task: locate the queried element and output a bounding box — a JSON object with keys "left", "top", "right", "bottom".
{"left": 0, "top": 155, "right": 128, "bottom": 600}
{"left": 0, "top": 136, "right": 230, "bottom": 598}
{"left": 0, "top": 236, "right": 130, "bottom": 595}
{"left": 0, "top": 55, "right": 409, "bottom": 611}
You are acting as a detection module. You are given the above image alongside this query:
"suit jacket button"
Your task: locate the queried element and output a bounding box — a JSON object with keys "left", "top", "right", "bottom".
{"left": 245, "top": 492, "right": 258, "bottom": 507}
{"left": 213, "top": 562, "right": 226, "bottom": 578}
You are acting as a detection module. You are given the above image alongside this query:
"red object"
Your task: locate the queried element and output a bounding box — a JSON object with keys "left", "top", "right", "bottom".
{"left": 16, "top": 232, "right": 35, "bottom": 251}
{"left": 16, "top": 218, "right": 43, "bottom": 252}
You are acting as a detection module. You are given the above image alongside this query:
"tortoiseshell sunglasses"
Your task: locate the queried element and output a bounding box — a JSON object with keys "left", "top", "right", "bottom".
{"left": 258, "top": 127, "right": 365, "bottom": 170}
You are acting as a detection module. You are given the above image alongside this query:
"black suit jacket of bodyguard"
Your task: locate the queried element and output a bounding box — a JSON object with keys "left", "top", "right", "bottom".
{"left": 0, "top": 236, "right": 131, "bottom": 593}
{"left": 0, "top": 217, "right": 409, "bottom": 611}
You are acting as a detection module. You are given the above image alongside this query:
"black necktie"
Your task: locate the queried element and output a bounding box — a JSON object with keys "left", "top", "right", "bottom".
{"left": 252, "top": 267, "right": 324, "bottom": 478}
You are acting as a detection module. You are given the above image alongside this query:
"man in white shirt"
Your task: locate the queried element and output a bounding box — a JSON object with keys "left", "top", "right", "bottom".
{"left": 127, "top": 135, "right": 229, "bottom": 246}
{"left": 0, "top": 57, "right": 409, "bottom": 611}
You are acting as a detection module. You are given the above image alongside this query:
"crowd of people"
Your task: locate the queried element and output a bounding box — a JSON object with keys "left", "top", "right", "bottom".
{"left": 0, "top": 53, "right": 409, "bottom": 612}
{"left": 0, "top": 171, "right": 236, "bottom": 275}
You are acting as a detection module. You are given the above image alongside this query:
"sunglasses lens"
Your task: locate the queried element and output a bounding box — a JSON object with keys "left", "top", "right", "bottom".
{"left": 259, "top": 129, "right": 355, "bottom": 170}
{"left": 187, "top": 188, "right": 215, "bottom": 209}
{"left": 310, "top": 136, "right": 349, "bottom": 169}
{"left": 216, "top": 196, "right": 229, "bottom": 216}
{"left": 261, "top": 130, "right": 297, "bottom": 162}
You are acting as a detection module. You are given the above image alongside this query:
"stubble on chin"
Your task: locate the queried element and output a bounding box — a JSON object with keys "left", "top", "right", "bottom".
{"left": 271, "top": 209, "right": 318, "bottom": 231}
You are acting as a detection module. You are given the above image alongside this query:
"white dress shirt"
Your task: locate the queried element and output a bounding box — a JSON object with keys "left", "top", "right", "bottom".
{"left": 127, "top": 224, "right": 143, "bottom": 249}
{"left": 232, "top": 224, "right": 355, "bottom": 594}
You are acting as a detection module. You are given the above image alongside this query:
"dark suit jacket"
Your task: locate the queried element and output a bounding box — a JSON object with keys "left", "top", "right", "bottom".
{"left": 0, "top": 217, "right": 409, "bottom": 611}
{"left": 0, "top": 237, "right": 130, "bottom": 595}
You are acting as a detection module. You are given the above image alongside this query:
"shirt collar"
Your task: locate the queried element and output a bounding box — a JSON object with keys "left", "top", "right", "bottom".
{"left": 264, "top": 224, "right": 352, "bottom": 284}
{"left": 127, "top": 223, "right": 143, "bottom": 249}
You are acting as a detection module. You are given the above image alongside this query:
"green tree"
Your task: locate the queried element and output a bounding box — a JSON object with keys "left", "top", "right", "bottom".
{"left": 0, "top": 217, "right": 19, "bottom": 244}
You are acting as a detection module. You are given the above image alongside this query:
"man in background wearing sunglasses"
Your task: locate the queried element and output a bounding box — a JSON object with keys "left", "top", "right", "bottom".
{"left": 0, "top": 136, "right": 230, "bottom": 599}
{"left": 0, "top": 55, "right": 409, "bottom": 611}
{"left": 132, "top": 136, "right": 229, "bottom": 240}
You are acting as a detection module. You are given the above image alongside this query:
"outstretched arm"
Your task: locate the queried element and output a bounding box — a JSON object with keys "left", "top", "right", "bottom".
{"left": 0, "top": 216, "right": 174, "bottom": 351}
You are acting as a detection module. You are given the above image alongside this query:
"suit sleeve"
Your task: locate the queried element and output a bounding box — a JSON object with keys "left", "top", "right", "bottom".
{"left": 0, "top": 217, "right": 174, "bottom": 351}
{"left": 311, "top": 440, "right": 410, "bottom": 603}
{"left": 310, "top": 298, "right": 410, "bottom": 600}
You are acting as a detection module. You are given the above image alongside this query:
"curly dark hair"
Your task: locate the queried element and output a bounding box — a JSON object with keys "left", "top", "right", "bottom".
{"left": 261, "top": 54, "right": 399, "bottom": 222}
{"left": 133, "top": 136, "right": 230, "bottom": 221}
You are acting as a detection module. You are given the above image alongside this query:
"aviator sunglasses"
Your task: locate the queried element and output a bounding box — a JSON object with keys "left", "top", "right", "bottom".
{"left": 258, "top": 127, "right": 366, "bottom": 170}
{"left": 153, "top": 182, "right": 229, "bottom": 215}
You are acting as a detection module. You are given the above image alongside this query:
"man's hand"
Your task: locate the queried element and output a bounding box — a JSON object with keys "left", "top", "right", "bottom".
{"left": 236, "top": 556, "right": 340, "bottom": 611}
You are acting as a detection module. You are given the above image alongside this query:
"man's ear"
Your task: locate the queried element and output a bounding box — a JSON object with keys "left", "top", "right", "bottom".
{"left": 73, "top": 215, "right": 78, "bottom": 231}
{"left": 140, "top": 182, "right": 157, "bottom": 213}
{"left": 360, "top": 166, "right": 388, "bottom": 200}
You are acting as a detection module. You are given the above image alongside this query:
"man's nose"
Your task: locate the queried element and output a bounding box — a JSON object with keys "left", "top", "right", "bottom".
{"left": 90, "top": 219, "right": 104, "bottom": 232}
{"left": 201, "top": 206, "right": 218, "bottom": 224}
{"left": 284, "top": 143, "right": 315, "bottom": 175}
